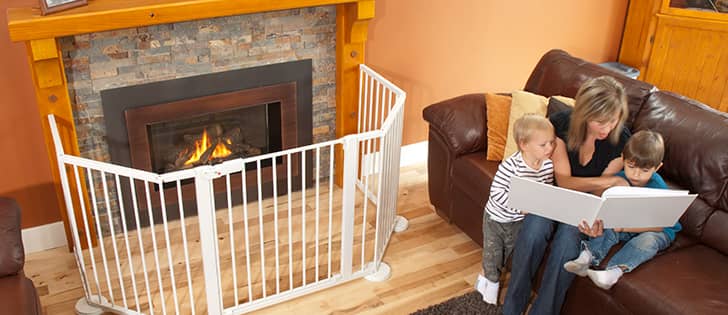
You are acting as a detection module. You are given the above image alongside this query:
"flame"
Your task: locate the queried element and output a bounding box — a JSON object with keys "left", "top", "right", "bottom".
{"left": 184, "top": 128, "right": 232, "bottom": 166}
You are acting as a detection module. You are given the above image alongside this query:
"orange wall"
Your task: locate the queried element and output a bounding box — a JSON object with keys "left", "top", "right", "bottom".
{"left": 1, "top": 0, "right": 627, "bottom": 229}
{"left": 367, "top": 0, "right": 629, "bottom": 145}
{"left": 1, "top": 0, "right": 62, "bottom": 228}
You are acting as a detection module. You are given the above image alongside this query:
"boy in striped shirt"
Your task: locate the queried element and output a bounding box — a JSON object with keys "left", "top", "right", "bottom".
{"left": 476, "top": 114, "right": 556, "bottom": 304}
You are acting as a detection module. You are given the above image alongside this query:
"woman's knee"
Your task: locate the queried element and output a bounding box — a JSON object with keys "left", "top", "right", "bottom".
{"left": 518, "top": 215, "right": 554, "bottom": 245}
{"left": 550, "top": 224, "right": 581, "bottom": 256}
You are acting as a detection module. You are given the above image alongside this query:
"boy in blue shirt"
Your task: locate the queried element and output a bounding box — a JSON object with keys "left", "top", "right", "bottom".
{"left": 563, "top": 130, "right": 682, "bottom": 289}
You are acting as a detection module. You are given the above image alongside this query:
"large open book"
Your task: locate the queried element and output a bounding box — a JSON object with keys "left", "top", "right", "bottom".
{"left": 507, "top": 176, "right": 697, "bottom": 228}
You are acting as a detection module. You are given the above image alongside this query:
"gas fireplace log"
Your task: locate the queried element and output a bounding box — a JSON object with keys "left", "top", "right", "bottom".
{"left": 222, "top": 127, "right": 243, "bottom": 143}
{"left": 173, "top": 147, "right": 195, "bottom": 169}
{"left": 208, "top": 124, "right": 224, "bottom": 138}
{"left": 198, "top": 139, "right": 219, "bottom": 164}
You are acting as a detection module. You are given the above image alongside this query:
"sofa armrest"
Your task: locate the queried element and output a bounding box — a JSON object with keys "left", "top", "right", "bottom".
{"left": 0, "top": 198, "right": 24, "bottom": 277}
{"left": 422, "top": 93, "right": 487, "bottom": 157}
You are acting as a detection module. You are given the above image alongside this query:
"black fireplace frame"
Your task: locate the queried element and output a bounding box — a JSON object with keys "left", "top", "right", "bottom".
{"left": 99, "top": 60, "right": 313, "bottom": 229}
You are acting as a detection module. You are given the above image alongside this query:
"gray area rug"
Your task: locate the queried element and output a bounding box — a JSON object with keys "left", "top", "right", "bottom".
{"left": 410, "top": 291, "right": 502, "bottom": 315}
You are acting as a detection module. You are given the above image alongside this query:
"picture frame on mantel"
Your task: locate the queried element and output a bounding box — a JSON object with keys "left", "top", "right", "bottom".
{"left": 40, "top": 0, "right": 88, "bottom": 15}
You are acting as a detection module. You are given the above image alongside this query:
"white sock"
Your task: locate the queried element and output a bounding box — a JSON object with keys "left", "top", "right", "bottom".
{"left": 587, "top": 268, "right": 623, "bottom": 290}
{"left": 563, "top": 249, "right": 592, "bottom": 277}
{"left": 483, "top": 278, "right": 499, "bottom": 305}
{"left": 475, "top": 274, "right": 487, "bottom": 295}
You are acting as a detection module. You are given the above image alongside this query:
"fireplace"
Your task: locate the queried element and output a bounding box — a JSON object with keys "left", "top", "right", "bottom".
{"left": 125, "top": 83, "right": 290, "bottom": 174}
{"left": 100, "top": 60, "right": 313, "bottom": 226}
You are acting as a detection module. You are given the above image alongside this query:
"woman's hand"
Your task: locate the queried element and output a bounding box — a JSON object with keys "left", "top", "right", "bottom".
{"left": 578, "top": 219, "right": 604, "bottom": 237}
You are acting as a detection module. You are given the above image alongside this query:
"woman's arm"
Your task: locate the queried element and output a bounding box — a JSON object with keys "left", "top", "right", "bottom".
{"left": 552, "top": 138, "right": 624, "bottom": 193}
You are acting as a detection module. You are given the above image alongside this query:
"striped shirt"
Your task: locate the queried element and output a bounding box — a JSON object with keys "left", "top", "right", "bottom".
{"left": 485, "top": 151, "right": 554, "bottom": 223}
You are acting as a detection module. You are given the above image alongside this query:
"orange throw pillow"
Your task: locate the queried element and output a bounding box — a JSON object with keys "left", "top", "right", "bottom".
{"left": 485, "top": 93, "right": 512, "bottom": 161}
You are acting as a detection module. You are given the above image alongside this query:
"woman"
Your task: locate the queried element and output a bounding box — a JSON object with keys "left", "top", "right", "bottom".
{"left": 502, "top": 76, "right": 631, "bottom": 315}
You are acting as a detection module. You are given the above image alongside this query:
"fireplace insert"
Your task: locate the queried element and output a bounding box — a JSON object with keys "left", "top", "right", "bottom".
{"left": 100, "top": 60, "right": 313, "bottom": 228}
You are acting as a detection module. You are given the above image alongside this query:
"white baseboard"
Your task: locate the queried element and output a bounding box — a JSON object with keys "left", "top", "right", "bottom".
{"left": 400, "top": 141, "right": 427, "bottom": 167}
{"left": 22, "top": 221, "right": 67, "bottom": 254}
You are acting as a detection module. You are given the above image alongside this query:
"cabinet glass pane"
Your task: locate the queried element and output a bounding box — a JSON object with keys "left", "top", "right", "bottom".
{"left": 670, "top": 0, "right": 728, "bottom": 13}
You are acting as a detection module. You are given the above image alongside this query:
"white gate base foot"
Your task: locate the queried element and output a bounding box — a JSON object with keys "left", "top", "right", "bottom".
{"left": 365, "top": 262, "right": 392, "bottom": 282}
{"left": 393, "top": 215, "right": 408, "bottom": 233}
{"left": 75, "top": 295, "right": 108, "bottom": 315}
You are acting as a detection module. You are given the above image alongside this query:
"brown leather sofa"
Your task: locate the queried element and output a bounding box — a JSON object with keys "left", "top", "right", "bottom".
{"left": 0, "top": 198, "right": 42, "bottom": 315}
{"left": 423, "top": 49, "right": 728, "bottom": 314}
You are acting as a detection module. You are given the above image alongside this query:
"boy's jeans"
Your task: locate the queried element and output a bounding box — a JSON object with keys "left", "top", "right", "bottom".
{"left": 586, "top": 229, "right": 671, "bottom": 272}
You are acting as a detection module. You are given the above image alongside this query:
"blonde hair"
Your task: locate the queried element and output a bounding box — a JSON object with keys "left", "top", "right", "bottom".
{"left": 623, "top": 130, "right": 664, "bottom": 168}
{"left": 567, "top": 76, "right": 628, "bottom": 151}
{"left": 513, "top": 114, "right": 554, "bottom": 150}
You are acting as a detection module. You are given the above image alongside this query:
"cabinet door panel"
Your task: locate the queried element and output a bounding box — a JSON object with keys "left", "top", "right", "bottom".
{"left": 646, "top": 15, "right": 728, "bottom": 112}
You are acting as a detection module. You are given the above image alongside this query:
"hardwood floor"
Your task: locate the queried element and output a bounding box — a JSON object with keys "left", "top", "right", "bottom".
{"left": 25, "top": 163, "right": 484, "bottom": 314}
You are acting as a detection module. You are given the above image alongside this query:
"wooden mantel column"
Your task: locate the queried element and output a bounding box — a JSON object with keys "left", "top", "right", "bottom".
{"left": 7, "top": 0, "right": 375, "bottom": 251}
{"left": 336, "top": 0, "right": 374, "bottom": 186}
{"left": 25, "top": 38, "right": 95, "bottom": 250}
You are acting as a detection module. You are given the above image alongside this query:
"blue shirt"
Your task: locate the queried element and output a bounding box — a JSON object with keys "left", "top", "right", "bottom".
{"left": 615, "top": 170, "right": 682, "bottom": 240}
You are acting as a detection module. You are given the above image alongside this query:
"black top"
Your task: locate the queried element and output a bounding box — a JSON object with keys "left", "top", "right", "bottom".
{"left": 549, "top": 109, "right": 631, "bottom": 178}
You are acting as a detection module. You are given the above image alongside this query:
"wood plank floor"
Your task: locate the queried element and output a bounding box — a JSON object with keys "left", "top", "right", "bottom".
{"left": 25, "top": 163, "right": 485, "bottom": 315}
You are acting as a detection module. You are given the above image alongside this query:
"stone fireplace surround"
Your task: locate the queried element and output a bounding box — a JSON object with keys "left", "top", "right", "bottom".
{"left": 61, "top": 6, "right": 335, "bottom": 167}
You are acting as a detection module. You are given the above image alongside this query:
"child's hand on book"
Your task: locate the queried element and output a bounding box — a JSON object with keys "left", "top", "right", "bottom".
{"left": 578, "top": 219, "right": 604, "bottom": 237}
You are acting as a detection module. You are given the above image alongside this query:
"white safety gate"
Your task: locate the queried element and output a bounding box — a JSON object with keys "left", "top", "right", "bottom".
{"left": 50, "top": 65, "right": 406, "bottom": 315}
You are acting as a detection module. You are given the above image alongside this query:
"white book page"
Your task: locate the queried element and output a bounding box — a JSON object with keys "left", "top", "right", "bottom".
{"left": 602, "top": 186, "right": 689, "bottom": 197}
{"left": 598, "top": 194, "right": 697, "bottom": 228}
{"left": 508, "top": 177, "right": 602, "bottom": 226}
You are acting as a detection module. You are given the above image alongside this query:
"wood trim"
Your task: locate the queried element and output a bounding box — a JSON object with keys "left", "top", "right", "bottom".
{"left": 618, "top": 0, "right": 661, "bottom": 78}
{"left": 8, "top": 0, "right": 365, "bottom": 41}
{"left": 25, "top": 38, "right": 96, "bottom": 250}
{"left": 335, "top": 1, "right": 372, "bottom": 186}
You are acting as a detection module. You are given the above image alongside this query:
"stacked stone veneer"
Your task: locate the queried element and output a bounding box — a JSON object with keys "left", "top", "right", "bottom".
{"left": 59, "top": 7, "right": 336, "bottom": 234}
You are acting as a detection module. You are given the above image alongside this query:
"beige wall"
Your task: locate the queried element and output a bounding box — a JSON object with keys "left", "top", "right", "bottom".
{"left": 1, "top": 0, "right": 62, "bottom": 228}
{"left": 367, "top": 0, "right": 629, "bottom": 145}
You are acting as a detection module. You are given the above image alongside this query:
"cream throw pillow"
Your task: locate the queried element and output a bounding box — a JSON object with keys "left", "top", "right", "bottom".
{"left": 503, "top": 90, "right": 549, "bottom": 158}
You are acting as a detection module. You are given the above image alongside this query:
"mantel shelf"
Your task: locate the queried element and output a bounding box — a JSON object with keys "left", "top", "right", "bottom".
{"left": 7, "top": 0, "right": 370, "bottom": 41}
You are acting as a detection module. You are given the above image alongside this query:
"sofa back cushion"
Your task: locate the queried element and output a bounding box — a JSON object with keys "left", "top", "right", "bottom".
{"left": 423, "top": 93, "right": 487, "bottom": 156}
{"left": 523, "top": 49, "right": 656, "bottom": 128}
{"left": 633, "top": 91, "right": 728, "bottom": 255}
{"left": 0, "top": 198, "right": 24, "bottom": 276}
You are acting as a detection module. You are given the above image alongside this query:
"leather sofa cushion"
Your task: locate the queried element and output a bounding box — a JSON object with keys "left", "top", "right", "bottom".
{"left": 523, "top": 49, "right": 655, "bottom": 128}
{"left": 423, "top": 94, "right": 487, "bottom": 157}
{"left": 0, "top": 273, "right": 42, "bottom": 315}
{"left": 0, "top": 198, "right": 24, "bottom": 277}
{"left": 633, "top": 91, "right": 728, "bottom": 254}
{"left": 634, "top": 91, "right": 727, "bottom": 209}
{"left": 451, "top": 153, "right": 500, "bottom": 209}
{"left": 612, "top": 245, "right": 728, "bottom": 315}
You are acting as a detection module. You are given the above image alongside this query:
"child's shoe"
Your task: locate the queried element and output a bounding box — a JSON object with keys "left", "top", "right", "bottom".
{"left": 586, "top": 267, "right": 623, "bottom": 290}
{"left": 563, "top": 249, "right": 593, "bottom": 277}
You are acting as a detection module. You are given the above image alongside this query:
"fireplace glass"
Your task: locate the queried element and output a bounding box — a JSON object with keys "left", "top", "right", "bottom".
{"left": 147, "top": 102, "right": 282, "bottom": 173}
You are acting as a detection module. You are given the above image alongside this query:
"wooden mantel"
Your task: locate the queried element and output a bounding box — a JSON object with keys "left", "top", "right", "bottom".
{"left": 7, "top": 0, "right": 374, "bottom": 250}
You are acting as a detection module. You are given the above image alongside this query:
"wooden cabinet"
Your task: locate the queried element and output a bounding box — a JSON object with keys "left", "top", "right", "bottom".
{"left": 619, "top": 0, "right": 728, "bottom": 112}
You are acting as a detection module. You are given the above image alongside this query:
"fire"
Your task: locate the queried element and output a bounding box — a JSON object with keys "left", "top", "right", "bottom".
{"left": 184, "top": 128, "right": 232, "bottom": 166}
